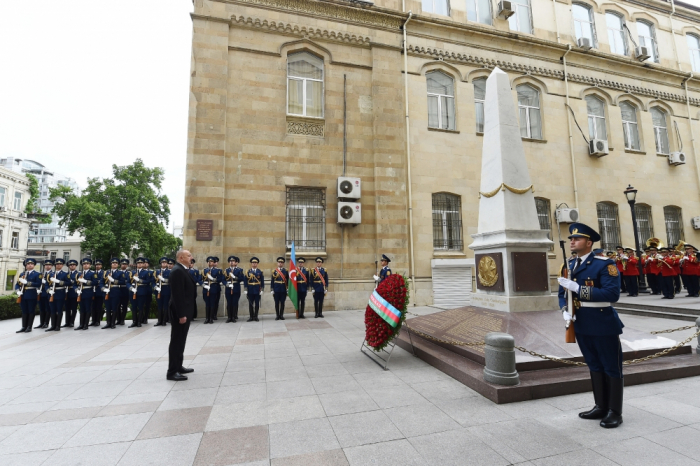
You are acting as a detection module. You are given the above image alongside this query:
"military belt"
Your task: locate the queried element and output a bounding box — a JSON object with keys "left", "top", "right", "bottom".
{"left": 579, "top": 302, "right": 612, "bottom": 308}
{"left": 24, "top": 286, "right": 37, "bottom": 290}
{"left": 160, "top": 279, "right": 169, "bottom": 284}
{"left": 81, "top": 287, "right": 94, "bottom": 291}
{"left": 54, "top": 287, "right": 66, "bottom": 290}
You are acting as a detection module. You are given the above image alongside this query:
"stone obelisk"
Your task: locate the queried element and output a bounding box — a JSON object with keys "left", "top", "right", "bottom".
{"left": 469, "top": 67, "right": 557, "bottom": 312}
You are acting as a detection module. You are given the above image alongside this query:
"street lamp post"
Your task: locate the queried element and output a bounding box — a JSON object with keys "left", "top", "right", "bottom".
{"left": 624, "top": 185, "right": 648, "bottom": 293}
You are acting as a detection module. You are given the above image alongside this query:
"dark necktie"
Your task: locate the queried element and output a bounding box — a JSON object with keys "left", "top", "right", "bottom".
{"left": 573, "top": 258, "right": 582, "bottom": 272}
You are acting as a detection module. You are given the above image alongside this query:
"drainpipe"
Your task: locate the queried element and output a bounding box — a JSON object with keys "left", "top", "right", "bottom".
{"left": 562, "top": 45, "right": 579, "bottom": 209}
{"left": 683, "top": 73, "right": 700, "bottom": 190}
{"left": 402, "top": 10, "right": 416, "bottom": 303}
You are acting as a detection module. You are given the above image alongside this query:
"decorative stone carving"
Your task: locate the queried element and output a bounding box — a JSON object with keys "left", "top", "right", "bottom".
{"left": 287, "top": 118, "right": 324, "bottom": 136}
{"left": 231, "top": 15, "right": 372, "bottom": 46}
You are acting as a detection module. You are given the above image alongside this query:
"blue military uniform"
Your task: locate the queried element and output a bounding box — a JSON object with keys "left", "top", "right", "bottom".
{"left": 63, "top": 260, "right": 80, "bottom": 328}
{"left": 143, "top": 258, "right": 154, "bottom": 324}
{"left": 558, "top": 223, "right": 624, "bottom": 429}
{"left": 203, "top": 257, "right": 225, "bottom": 324}
{"left": 91, "top": 260, "right": 106, "bottom": 326}
{"left": 129, "top": 257, "right": 155, "bottom": 327}
{"left": 189, "top": 259, "right": 202, "bottom": 320}
{"left": 47, "top": 259, "right": 70, "bottom": 331}
{"left": 224, "top": 256, "right": 245, "bottom": 323}
{"left": 378, "top": 254, "right": 392, "bottom": 284}
{"left": 271, "top": 257, "right": 289, "bottom": 321}
{"left": 311, "top": 257, "right": 328, "bottom": 318}
{"left": 75, "top": 258, "right": 99, "bottom": 330}
{"left": 296, "top": 258, "right": 310, "bottom": 319}
{"left": 37, "top": 259, "right": 54, "bottom": 329}
{"left": 117, "top": 259, "right": 131, "bottom": 325}
{"left": 244, "top": 257, "right": 264, "bottom": 322}
{"left": 103, "top": 259, "right": 125, "bottom": 329}
{"left": 154, "top": 257, "right": 171, "bottom": 326}
{"left": 15, "top": 258, "right": 42, "bottom": 333}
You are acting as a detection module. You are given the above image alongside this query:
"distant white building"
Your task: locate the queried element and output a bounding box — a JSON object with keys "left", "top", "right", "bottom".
{"left": 173, "top": 225, "right": 183, "bottom": 240}
{"left": 0, "top": 157, "right": 81, "bottom": 244}
{"left": 0, "top": 167, "right": 32, "bottom": 295}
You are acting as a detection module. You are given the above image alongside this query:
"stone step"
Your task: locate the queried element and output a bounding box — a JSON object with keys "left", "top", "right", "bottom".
{"left": 615, "top": 306, "right": 700, "bottom": 322}
{"left": 615, "top": 301, "right": 700, "bottom": 314}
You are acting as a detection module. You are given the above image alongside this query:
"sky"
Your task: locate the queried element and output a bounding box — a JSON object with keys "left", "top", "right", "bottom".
{"left": 0, "top": 0, "right": 194, "bottom": 231}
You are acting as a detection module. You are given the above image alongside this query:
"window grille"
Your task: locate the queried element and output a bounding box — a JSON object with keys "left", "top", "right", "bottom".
{"left": 634, "top": 204, "right": 654, "bottom": 247}
{"left": 585, "top": 95, "right": 607, "bottom": 140}
{"left": 473, "top": 78, "right": 486, "bottom": 133}
{"left": 664, "top": 206, "right": 684, "bottom": 247}
{"left": 432, "top": 193, "right": 463, "bottom": 250}
{"left": 286, "top": 188, "right": 326, "bottom": 251}
{"left": 596, "top": 202, "right": 621, "bottom": 252}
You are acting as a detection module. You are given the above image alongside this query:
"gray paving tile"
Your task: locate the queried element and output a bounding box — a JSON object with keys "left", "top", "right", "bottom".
{"left": 364, "top": 384, "right": 429, "bottom": 409}
{"left": 170, "top": 372, "right": 223, "bottom": 391}
{"left": 0, "top": 425, "right": 19, "bottom": 442}
{"left": 628, "top": 395, "right": 700, "bottom": 425}
{"left": 265, "top": 365, "right": 309, "bottom": 383}
{"left": 0, "top": 449, "right": 56, "bottom": 466}
{"left": 206, "top": 401, "right": 268, "bottom": 431}
{"left": 529, "top": 448, "right": 619, "bottom": 466}
{"left": 97, "top": 401, "right": 162, "bottom": 417}
{"left": 215, "top": 382, "right": 267, "bottom": 405}
{"left": 310, "top": 375, "right": 360, "bottom": 395}
{"left": 43, "top": 441, "right": 131, "bottom": 466}
{"left": 63, "top": 412, "right": 152, "bottom": 447}
{"left": 267, "top": 378, "right": 315, "bottom": 400}
{"left": 434, "top": 395, "right": 514, "bottom": 427}
{"left": 496, "top": 399, "right": 565, "bottom": 420}
{"left": 33, "top": 407, "right": 101, "bottom": 423}
{"left": 384, "top": 402, "right": 461, "bottom": 437}
{"left": 343, "top": 439, "right": 424, "bottom": 466}
{"left": 221, "top": 368, "right": 266, "bottom": 386}
{"left": 410, "top": 378, "right": 479, "bottom": 402}
{"left": 593, "top": 436, "right": 697, "bottom": 466}
{"left": 138, "top": 406, "right": 211, "bottom": 439}
{"left": 0, "top": 418, "right": 89, "bottom": 454}
{"left": 194, "top": 425, "right": 269, "bottom": 465}
{"left": 329, "top": 410, "right": 403, "bottom": 447}
{"left": 158, "top": 387, "right": 217, "bottom": 411}
{"left": 271, "top": 449, "right": 348, "bottom": 466}
{"left": 408, "top": 428, "right": 510, "bottom": 466}
{"left": 269, "top": 417, "right": 340, "bottom": 459}
{"left": 305, "top": 363, "right": 349, "bottom": 379}
{"left": 318, "top": 390, "right": 379, "bottom": 416}
{"left": 267, "top": 395, "right": 326, "bottom": 424}
{"left": 645, "top": 425, "right": 700, "bottom": 458}
{"left": 119, "top": 433, "right": 202, "bottom": 466}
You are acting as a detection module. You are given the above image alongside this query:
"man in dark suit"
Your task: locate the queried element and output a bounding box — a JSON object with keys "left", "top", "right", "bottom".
{"left": 167, "top": 250, "right": 197, "bottom": 381}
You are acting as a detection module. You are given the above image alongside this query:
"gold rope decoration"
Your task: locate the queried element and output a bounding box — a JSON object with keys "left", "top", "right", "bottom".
{"left": 479, "top": 183, "right": 534, "bottom": 198}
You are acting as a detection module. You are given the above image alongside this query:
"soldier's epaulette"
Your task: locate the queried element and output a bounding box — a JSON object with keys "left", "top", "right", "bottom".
{"left": 558, "top": 263, "right": 566, "bottom": 278}
{"left": 594, "top": 256, "right": 610, "bottom": 260}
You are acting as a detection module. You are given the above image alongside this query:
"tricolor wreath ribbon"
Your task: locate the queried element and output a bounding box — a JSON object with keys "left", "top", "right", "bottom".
{"left": 368, "top": 290, "right": 402, "bottom": 328}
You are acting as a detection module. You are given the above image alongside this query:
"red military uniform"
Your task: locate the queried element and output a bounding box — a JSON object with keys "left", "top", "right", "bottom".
{"left": 681, "top": 248, "right": 700, "bottom": 297}
{"left": 622, "top": 250, "right": 639, "bottom": 296}
{"left": 659, "top": 250, "right": 676, "bottom": 299}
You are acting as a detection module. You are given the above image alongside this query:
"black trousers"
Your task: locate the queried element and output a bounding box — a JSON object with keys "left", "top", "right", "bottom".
{"left": 674, "top": 275, "right": 682, "bottom": 294}
{"left": 661, "top": 275, "right": 675, "bottom": 298}
{"left": 623, "top": 275, "right": 638, "bottom": 296}
{"left": 313, "top": 292, "right": 325, "bottom": 316}
{"left": 119, "top": 293, "right": 129, "bottom": 323}
{"left": 167, "top": 312, "right": 190, "bottom": 375}
{"left": 65, "top": 295, "right": 78, "bottom": 325}
{"left": 248, "top": 294, "right": 260, "bottom": 319}
{"left": 646, "top": 273, "right": 659, "bottom": 294}
{"left": 91, "top": 295, "right": 104, "bottom": 324}
{"left": 274, "top": 292, "right": 286, "bottom": 317}
{"left": 298, "top": 292, "right": 307, "bottom": 318}
{"left": 206, "top": 293, "right": 220, "bottom": 321}
{"left": 39, "top": 295, "right": 50, "bottom": 326}
{"left": 620, "top": 274, "right": 627, "bottom": 293}
{"left": 683, "top": 274, "right": 699, "bottom": 296}
{"left": 226, "top": 291, "right": 240, "bottom": 320}
{"left": 78, "top": 295, "right": 93, "bottom": 328}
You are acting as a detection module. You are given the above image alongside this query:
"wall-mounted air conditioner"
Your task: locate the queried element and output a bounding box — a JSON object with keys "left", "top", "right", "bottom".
{"left": 497, "top": 1, "right": 514, "bottom": 20}
{"left": 669, "top": 152, "right": 686, "bottom": 166}
{"left": 338, "top": 202, "right": 361, "bottom": 225}
{"left": 589, "top": 139, "right": 609, "bottom": 157}
{"left": 556, "top": 208, "right": 580, "bottom": 223}
{"left": 337, "top": 177, "right": 361, "bottom": 200}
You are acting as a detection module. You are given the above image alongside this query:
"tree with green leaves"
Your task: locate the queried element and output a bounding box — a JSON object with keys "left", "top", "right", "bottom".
{"left": 25, "top": 174, "right": 51, "bottom": 223}
{"left": 49, "top": 159, "right": 181, "bottom": 262}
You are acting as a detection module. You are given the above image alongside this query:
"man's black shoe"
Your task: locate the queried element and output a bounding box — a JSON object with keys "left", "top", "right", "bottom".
{"left": 16, "top": 328, "right": 26, "bottom": 333}
{"left": 154, "top": 323, "right": 162, "bottom": 327}
{"left": 579, "top": 405, "right": 607, "bottom": 420}
{"left": 179, "top": 367, "right": 194, "bottom": 374}
{"left": 600, "top": 410, "right": 623, "bottom": 428}
{"left": 166, "top": 373, "right": 188, "bottom": 381}
{"left": 247, "top": 318, "right": 253, "bottom": 322}
{"left": 226, "top": 319, "right": 233, "bottom": 323}
{"left": 128, "top": 323, "right": 138, "bottom": 328}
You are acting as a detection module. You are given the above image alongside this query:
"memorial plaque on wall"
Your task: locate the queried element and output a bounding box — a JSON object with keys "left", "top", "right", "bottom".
{"left": 475, "top": 253, "right": 504, "bottom": 292}
{"left": 512, "top": 252, "right": 549, "bottom": 291}
{"left": 196, "top": 220, "right": 214, "bottom": 241}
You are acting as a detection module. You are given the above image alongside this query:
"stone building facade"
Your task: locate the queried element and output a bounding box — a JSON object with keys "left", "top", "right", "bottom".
{"left": 0, "top": 167, "right": 32, "bottom": 296}
{"left": 184, "top": 0, "right": 700, "bottom": 310}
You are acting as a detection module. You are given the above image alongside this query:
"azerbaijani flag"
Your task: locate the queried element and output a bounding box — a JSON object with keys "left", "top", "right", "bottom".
{"left": 288, "top": 242, "right": 299, "bottom": 313}
{"left": 368, "top": 290, "right": 401, "bottom": 328}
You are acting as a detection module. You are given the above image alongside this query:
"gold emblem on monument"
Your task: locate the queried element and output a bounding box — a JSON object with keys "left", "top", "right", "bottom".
{"left": 478, "top": 256, "right": 498, "bottom": 287}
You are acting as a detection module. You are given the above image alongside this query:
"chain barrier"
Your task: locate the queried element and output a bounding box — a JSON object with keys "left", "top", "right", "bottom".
{"left": 404, "top": 313, "right": 699, "bottom": 366}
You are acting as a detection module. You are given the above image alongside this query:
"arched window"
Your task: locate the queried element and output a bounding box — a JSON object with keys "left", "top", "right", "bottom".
{"left": 508, "top": 0, "right": 532, "bottom": 34}
{"left": 573, "top": 4, "right": 596, "bottom": 47}
{"left": 432, "top": 193, "right": 463, "bottom": 250}
{"left": 517, "top": 84, "right": 542, "bottom": 139}
{"left": 597, "top": 202, "right": 621, "bottom": 252}
{"left": 651, "top": 107, "right": 670, "bottom": 155}
{"left": 606, "top": 12, "right": 627, "bottom": 55}
{"left": 637, "top": 20, "right": 658, "bottom": 63}
{"left": 467, "top": 0, "right": 492, "bottom": 25}
{"left": 687, "top": 34, "right": 700, "bottom": 72}
{"left": 634, "top": 203, "right": 654, "bottom": 247}
{"left": 473, "top": 78, "right": 486, "bottom": 133}
{"left": 423, "top": 0, "right": 449, "bottom": 16}
{"left": 664, "top": 206, "right": 684, "bottom": 246}
{"left": 585, "top": 95, "right": 606, "bottom": 140}
{"left": 427, "top": 71, "right": 456, "bottom": 131}
{"left": 287, "top": 52, "right": 324, "bottom": 118}
{"left": 620, "top": 102, "right": 640, "bottom": 150}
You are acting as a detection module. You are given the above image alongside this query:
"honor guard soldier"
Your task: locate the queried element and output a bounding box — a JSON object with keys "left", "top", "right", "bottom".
{"left": 168, "top": 258, "right": 175, "bottom": 270}
{"left": 621, "top": 248, "right": 639, "bottom": 297}
{"left": 373, "top": 254, "right": 392, "bottom": 285}
{"left": 557, "top": 223, "right": 624, "bottom": 429}
{"left": 143, "top": 258, "right": 154, "bottom": 324}
{"left": 189, "top": 258, "right": 202, "bottom": 321}
{"left": 47, "top": 258, "right": 69, "bottom": 331}
{"left": 203, "top": 256, "right": 224, "bottom": 324}
{"left": 37, "top": 259, "right": 54, "bottom": 329}
{"left": 681, "top": 244, "right": 700, "bottom": 297}
{"left": 91, "top": 259, "right": 106, "bottom": 326}
{"left": 102, "top": 258, "right": 124, "bottom": 329}
{"left": 15, "top": 258, "right": 42, "bottom": 333}
{"left": 117, "top": 259, "right": 130, "bottom": 325}
{"left": 75, "top": 258, "right": 99, "bottom": 330}
{"left": 311, "top": 257, "right": 328, "bottom": 318}
{"left": 270, "top": 257, "right": 289, "bottom": 321}
{"left": 296, "top": 258, "right": 310, "bottom": 319}
{"left": 244, "top": 257, "right": 264, "bottom": 322}
{"left": 225, "top": 256, "right": 245, "bottom": 323}
{"left": 154, "top": 257, "right": 172, "bottom": 326}
{"left": 129, "top": 257, "right": 154, "bottom": 327}
{"left": 63, "top": 259, "right": 80, "bottom": 328}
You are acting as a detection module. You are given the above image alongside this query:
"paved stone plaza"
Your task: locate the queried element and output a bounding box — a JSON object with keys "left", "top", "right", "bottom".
{"left": 0, "top": 308, "right": 699, "bottom": 466}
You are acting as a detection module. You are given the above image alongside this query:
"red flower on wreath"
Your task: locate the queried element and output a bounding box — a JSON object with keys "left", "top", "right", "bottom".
{"left": 364, "top": 274, "right": 409, "bottom": 351}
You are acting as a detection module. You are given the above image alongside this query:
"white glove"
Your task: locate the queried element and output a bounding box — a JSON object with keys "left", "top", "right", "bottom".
{"left": 78, "top": 278, "right": 87, "bottom": 284}
{"left": 373, "top": 275, "right": 380, "bottom": 281}
{"left": 108, "top": 276, "right": 115, "bottom": 283}
{"left": 244, "top": 290, "right": 247, "bottom": 294}
{"left": 155, "top": 286, "right": 161, "bottom": 293}
{"left": 48, "top": 290, "right": 55, "bottom": 296}
{"left": 130, "top": 287, "right": 136, "bottom": 293}
{"left": 50, "top": 277, "right": 58, "bottom": 283}
{"left": 102, "top": 287, "right": 109, "bottom": 293}
{"left": 324, "top": 289, "right": 328, "bottom": 295}
{"left": 203, "top": 284, "right": 211, "bottom": 290}
{"left": 42, "top": 279, "right": 47, "bottom": 284}
{"left": 158, "top": 275, "right": 163, "bottom": 281}
{"left": 16, "top": 290, "right": 22, "bottom": 297}
{"left": 557, "top": 277, "right": 580, "bottom": 293}
{"left": 207, "top": 273, "right": 214, "bottom": 281}
{"left": 19, "top": 278, "right": 27, "bottom": 284}
{"left": 562, "top": 309, "right": 576, "bottom": 324}
{"left": 227, "top": 283, "right": 233, "bottom": 288}
{"left": 76, "top": 289, "right": 82, "bottom": 296}
{"left": 133, "top": 277, "right": 141, "bottom": 283}
{"left": 270, "top": 291, "right": 274, "bottom": 295}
